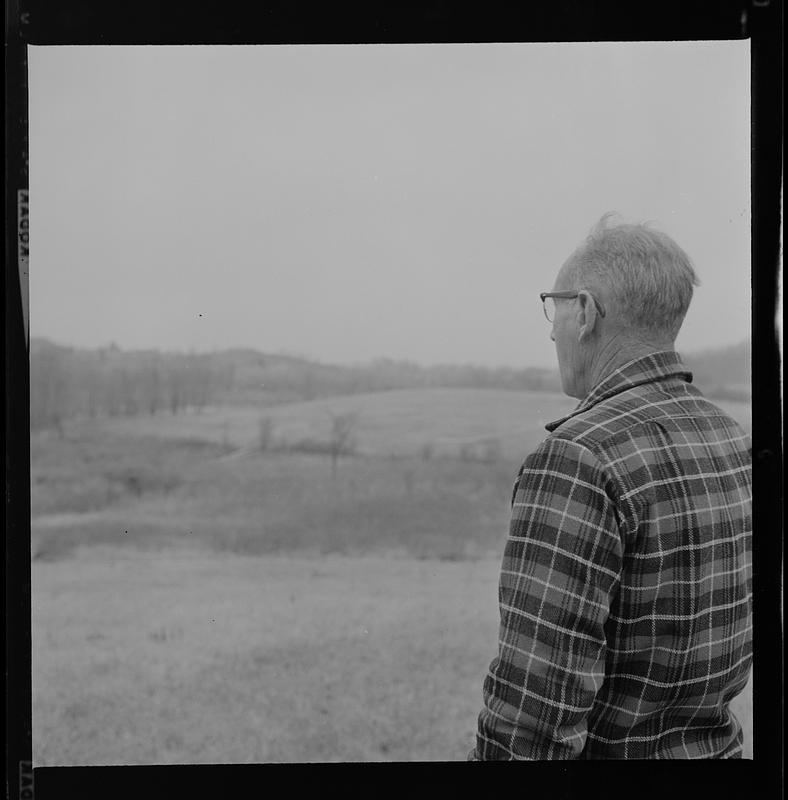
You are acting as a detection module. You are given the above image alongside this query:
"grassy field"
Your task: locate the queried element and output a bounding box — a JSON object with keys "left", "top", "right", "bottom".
{"left": 79, "top": 387, "right": 752, "bottom": 459}
{"left": 32, "top": 547, "right": 753, "bottom": 764}
{"left": 31, "top": 431, "right": 518, "bottom": 563}
{"left": 33, "top": 548, "right": 502, "bottom": 763}
{"left": 83, "top": 387, "right": 580, "bottom": 459}
{"left": 30, "top": 388, "right": 753, "bottom": 763}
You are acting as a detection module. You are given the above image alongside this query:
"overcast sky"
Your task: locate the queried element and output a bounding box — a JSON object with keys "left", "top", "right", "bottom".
{"left": 28, "top": 42, "right": 750, "bottom": 368}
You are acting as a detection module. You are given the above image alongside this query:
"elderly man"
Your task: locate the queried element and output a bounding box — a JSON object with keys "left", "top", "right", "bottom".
{"left": 470, "top": 215, "right": 752, "bottom": 759}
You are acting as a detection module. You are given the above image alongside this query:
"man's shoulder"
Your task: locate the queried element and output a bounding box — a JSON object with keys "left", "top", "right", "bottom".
{"left": 550, "top": 383, "right": 667, "bottom": 438}
{"left": 548, "top": 379, "right": 748, "bottom": 455}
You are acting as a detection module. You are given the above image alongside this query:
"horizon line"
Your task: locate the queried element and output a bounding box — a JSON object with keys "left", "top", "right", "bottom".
{"left": 29, "top": 334, "right": 750, "bottom": 372}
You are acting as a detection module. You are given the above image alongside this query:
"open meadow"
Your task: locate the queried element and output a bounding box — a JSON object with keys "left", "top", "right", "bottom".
{"left": 31, "top": 388, "right": 753, "bottom": 763}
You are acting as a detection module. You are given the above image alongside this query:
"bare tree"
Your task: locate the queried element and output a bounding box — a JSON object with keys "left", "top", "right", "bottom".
{"left": 166, "top": 360, "right": 184, "bottom": 415}
{"left": 141, "top": 354, "right": 162, "bottom": 415}
{"left": 301, "top": 366, "right": 317, "bottom": 402}
{"left": 221, "top": 420, "right": 232, "bottom": 451}
{"left": 30, "top": 342, "right": 78, "bottom": 431}
{"left": 328, "top": 411, "right": 358, "bottom": 476}
{"left": 258, "top": 416, "right": 274, "bottom": 452}
{"left": 84, "top": 359, "right": 101, "bottom": 419}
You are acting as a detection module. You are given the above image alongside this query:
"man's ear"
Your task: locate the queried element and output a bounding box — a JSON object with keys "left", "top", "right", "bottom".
{"left": 576, "top": 290, "right": 599, "bottom": 342}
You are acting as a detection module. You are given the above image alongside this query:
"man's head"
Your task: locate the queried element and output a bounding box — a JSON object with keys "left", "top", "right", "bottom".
{"left": 547, "top": 213, "right": 699, "bottom": 399}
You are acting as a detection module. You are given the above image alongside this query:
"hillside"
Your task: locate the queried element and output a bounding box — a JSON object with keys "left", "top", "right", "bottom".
{"left": 76, "top": 384, "right": 751, "bottom": 467}
{"left": 29, "top": 336, "right": 750, "bottom": 431}
{"left": 28, "top": 337, "right": 562, "bottom": 430}
{"left": 84, "top": 387, "right": 577, "bottom": 462}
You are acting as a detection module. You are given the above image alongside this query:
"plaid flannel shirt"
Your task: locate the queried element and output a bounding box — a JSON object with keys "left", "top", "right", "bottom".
{"left": 472, "top": 351, "right": 752, "bottom": 760}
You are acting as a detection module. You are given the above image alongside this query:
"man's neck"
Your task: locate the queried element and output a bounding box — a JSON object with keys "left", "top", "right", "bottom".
{"left": 586, "top": 334, "right": 673, "bottom": 396}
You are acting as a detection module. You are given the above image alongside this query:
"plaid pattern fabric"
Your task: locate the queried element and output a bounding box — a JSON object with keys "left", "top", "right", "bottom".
{"left": 472, "top": 351, "right": 752, "bottom": 760}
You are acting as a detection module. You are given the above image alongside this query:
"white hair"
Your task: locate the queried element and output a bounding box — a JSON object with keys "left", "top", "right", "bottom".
{"left": 566, "top": 213, "right": 700, "bottom": 340}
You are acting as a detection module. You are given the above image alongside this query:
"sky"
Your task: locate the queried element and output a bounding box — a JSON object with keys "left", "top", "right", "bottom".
{"left": 28, "top": 42, "right": 750, "bottom": 369}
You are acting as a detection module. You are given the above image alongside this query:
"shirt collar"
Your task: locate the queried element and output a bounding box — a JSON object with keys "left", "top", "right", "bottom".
{"left": 545, "top": 350, "right": 694, "bottom": 432}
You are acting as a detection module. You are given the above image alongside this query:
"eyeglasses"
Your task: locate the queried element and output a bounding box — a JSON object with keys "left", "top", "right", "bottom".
{"left": 539, "top": 290, "right": 606, "bottom": 323}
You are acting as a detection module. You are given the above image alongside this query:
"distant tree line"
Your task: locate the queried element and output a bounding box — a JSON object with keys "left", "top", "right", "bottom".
{"left": 30, "top": 340, "right": 563, "bottom": 431}
{"left": 227, "top": 352, "right": 563, "bottom": 405}
{"left": 30, "top": 340, "right": 233, "bottom": 431}
{"left": 30, "top": 337, "right": 750, "bottom": 432}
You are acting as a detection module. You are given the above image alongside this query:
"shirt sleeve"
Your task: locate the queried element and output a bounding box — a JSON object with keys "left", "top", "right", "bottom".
{"left": 473, "top": 435, "right": 623, "bottom": 760}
